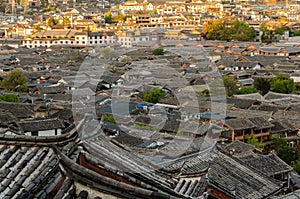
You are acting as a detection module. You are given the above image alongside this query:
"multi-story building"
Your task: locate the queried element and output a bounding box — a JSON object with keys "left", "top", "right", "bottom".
{"left": 22, "top": 29, "right": 88, "bottom": 48}
{"left": 116, "top": 29, "right": 156, "bottom": 48}
{"left": 119, "top": 0, "right": 154, "bottom": 14}
{"left": 88, "top": 31, "right": 116, "bottom": 46}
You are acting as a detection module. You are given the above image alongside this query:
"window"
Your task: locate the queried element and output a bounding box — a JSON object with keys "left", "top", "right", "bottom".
{"left": 32, "top": 131, "right": 38, "bottom": 136}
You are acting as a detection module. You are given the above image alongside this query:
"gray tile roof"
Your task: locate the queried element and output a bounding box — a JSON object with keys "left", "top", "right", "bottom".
{"left": 240, "top": 154, "right": 293, "bottom": 177}
{"left": 224, "top": 118, "right": 256, "bottom": 130}
{"left": 0, "top": 102, "right": 34, "bottom": 119}
{"left": 223, "top": 140, "right": 255, "bottom": 155}
{"left": 18, "top": 118, "right": 65, "bottom": 133}
{"left": 0, "top": 145, "right": 60, "bottom": 199}
{"left": 163, "top": 149, "right": 282, "bottom": 199}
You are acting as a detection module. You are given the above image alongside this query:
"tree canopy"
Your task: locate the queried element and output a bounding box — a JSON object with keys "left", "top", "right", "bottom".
{"left": 247, "top": 133, "right": 265, "bottom": 149}
{"left": 0, "top": 93, "right": 19, "bottom": 102}
{"left": 222, "top": 76, "right": 238, "bottom": 96}
{"left": 270, "top": 74, "right": 295, "bottom": 94}
{"left": 98, "top": 47, "right": 116, "bottom": 59}
{"left": 143, "top": 87, "right": 166, "bottom": 103}
{"left": 274, "top": 137, "right": 299, "bottom": 165}
{"left": 254, "top": 77, "right": 270, "bottom": 95}
{"left": 1, "top": 70, "right": 27, "bottom": 92}
{"left": 47, "top": 17, "right": 59, "bottom": 27}
{"left": 104, "top": 12, "right": 112, "bottom": 24}
{"left": 236, "top": 86, "right": 259, "bottom": 95}
{"left": 152, "top": 48, "right": 164, "bottom": 55}
{"left": 203, "top": 18, "right": 256, "bottom": 41}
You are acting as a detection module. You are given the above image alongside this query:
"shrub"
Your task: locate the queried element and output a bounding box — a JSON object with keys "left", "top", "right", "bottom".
{"left": 152, "top": 48, "right": 164, "bottom": 55}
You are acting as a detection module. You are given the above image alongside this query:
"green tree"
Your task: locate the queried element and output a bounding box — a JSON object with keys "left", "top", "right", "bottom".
{"left": 277, "top": 145, "right": 299, "bottom": 165}
{"left": 203, "top": 18, "right": 255, "bottom": 41}
{"left": 143, "top": 87, "right": 166, "bottom": 103}
{"left": 254, "top": 77, "right": 270, "bottom": 95}
{"left": 40, "top": 0, "right": 49, "bottom": 7}
{"left": 204, "top": 18, "right": 231, "bottom": 41}
{"left": 149, "top": 9, "right": 158, "bottom": 14}
{"left": 247, "top": 133, "right": 265, "bottom": 149}
{"left": 200, "top": 89, "right": 210, "bottom": 96}
{"left": 230, "top": 20, "right": 256, "bottom": 41}
{"left": 105, "top": 12, "right": 112, "bottom": 24}
{"left": 236, "top": 86, "right": 259, "bottom": 95}
{"left": 275, "top": 26, "right": 290, "bottom": 35}
{"left": 292, "top": 161, "right": 300, "bottom": 174}
{"left": 98, "top": 47, "right": 116, "bottom": 59}
{"left": 152, "top": 48, "right": 164, "bottom": 55}
{"left": 1, "top": 70, "right": 27, "bottom": 92}
{"left": 293, "top": 30, "right": 300, "bottom": 36}
{"left": 260, "top": 24, "right": 277, "bottom": 43}
{"left": 274, "top": 137, "right": 299, "bottom": 165}
{"left": 0, "top": 93, "right": 19, "bottom": 102}
{"left": 222, "top": 76, "right": 238, "bottom": 96}
{"left": 104, "top": 114, "right": 116, "bottom": 124}
{"left": 270, "top": 74, "right": 295, "bottom": 94}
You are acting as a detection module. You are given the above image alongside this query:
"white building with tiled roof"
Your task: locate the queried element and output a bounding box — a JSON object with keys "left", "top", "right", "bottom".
{"left": 88, "top": 31, "right": 116, "bottom": 46}
{"left": 22, "top": 29, "right": 88, "bottom": 48}
{"left": 116, "top": 29, "right": 157, "bottom": 48}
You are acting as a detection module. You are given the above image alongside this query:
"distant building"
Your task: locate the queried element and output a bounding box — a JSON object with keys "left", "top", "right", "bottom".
{"left": 22, "top": 29, "right": 88, "bottom": 48}
{"left": 88, "top": 31, "right": 116, "bottom": 46}
{"left": 117, "top": 29, "right": 156, "bottom": 48}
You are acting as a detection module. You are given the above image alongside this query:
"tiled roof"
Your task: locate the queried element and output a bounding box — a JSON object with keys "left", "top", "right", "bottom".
{"left": 0, "top": 144, "right": 60, "bottom": 199}
{"left": 224, "top": 118, "right": 256, "bottom": 130}
{"left": 248, "top": 117, "right": 274, "bottom": 130}
{"left": 227, "top": 97, "right": 259, "bottom": 109}
{"left": 223, "top": 140, "right": 255, "bottom": 155}
{"left": 163, "top": 149, "right": 282, "bottom": 199}
{"left": 241, "top": 153, "right": 293, "bottom": 177}
{"left": 18, "top": 118, "right": 65, "bottom": 133}
{"left": 0, "top": 102, "right": 34, "bottom": 119}
{"left": 33, "top": 29, "right": 79, "bottom": 37}
{"left": 271, "top": 119, "right": 298, "bottom": 134}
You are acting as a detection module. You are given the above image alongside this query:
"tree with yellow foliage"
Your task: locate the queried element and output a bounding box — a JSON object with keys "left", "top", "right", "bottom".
{"left": 203, "top": 17, "right": 255, "bottom": 42}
